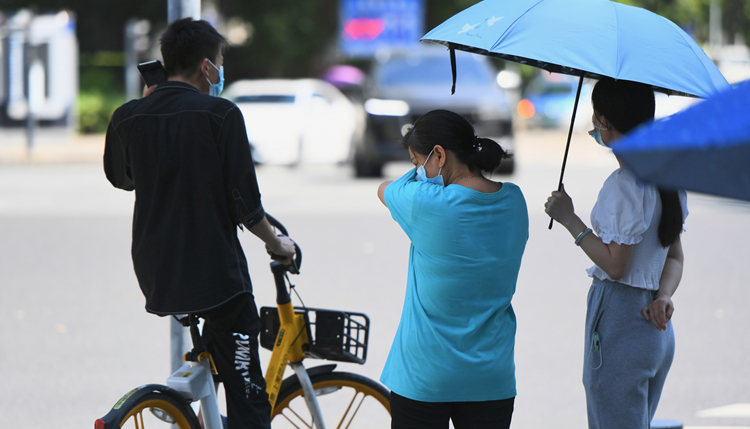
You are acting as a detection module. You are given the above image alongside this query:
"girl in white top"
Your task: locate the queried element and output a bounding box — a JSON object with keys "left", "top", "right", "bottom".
{"left": 545, "top": 77, "right": 687, "bottom": 429}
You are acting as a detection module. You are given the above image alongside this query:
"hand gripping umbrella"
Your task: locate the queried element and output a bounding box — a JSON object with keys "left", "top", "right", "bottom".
{"left": 420, "top": 0, "right": 730, "bottom": 228}
{"left": 612, "top": 80, "right": 750, "bottom": 202}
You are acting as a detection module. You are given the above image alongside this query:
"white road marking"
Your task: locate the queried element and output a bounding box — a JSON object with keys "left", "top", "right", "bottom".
{"left": 697, "top": 403, "right": 750, "bottom": 418}
{"left": 685, "top": 427, "right": 750, "bottom": 429}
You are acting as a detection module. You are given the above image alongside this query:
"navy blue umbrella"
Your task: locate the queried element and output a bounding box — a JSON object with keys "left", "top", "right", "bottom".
{"left": 612, "top": 80, "right": 750, "bottom": 202}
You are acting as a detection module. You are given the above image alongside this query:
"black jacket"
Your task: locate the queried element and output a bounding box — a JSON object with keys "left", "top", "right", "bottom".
{"left": 104, "top": 81, "right": 265, "bottom": 315}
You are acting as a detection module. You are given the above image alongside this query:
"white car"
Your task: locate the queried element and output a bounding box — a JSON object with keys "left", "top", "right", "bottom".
{"left": 224, "top": 79, "right": 360, "bottom": 166}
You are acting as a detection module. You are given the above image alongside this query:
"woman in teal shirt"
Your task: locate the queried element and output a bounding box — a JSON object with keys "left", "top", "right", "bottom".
{"left": 377, "top": 110, "right": 529, "bottom": 428}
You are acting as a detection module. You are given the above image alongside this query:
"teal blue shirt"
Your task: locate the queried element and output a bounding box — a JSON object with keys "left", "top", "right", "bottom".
{"left": 381, "top": 168, "right": 529, "bottom": 402}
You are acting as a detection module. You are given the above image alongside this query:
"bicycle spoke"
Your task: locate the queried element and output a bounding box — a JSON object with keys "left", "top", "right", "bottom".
{"left": 273, "top": 373, "right": 391, "bottom": 429}
{"left": 335, "top": 390, "right": 358, "bottom": 429}
{"left": 281, "top": 413, "right": 304, "bottom": 429}
{"left": 282, "top": 405, "right": 313, "bottom": 429}
{"left": 343, "top": 393, "right": 367, "bottom": 429}
{"left": 336, "top": 390, "right": 369, "bottom": 429}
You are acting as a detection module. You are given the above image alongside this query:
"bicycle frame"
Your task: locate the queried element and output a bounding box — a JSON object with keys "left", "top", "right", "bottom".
{"left": 264, "top": 258, "right": 326, "bottom": 428}
{"left": 96, "top": 216, "right": 344, "bottom": 429}
{"left": 162, "top": 258, "right": 326, "bottom": 429}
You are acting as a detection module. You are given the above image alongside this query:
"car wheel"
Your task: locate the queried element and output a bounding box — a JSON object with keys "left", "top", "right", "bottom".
{"left": 354, "top": 151, "right": 383, "bottom": 178}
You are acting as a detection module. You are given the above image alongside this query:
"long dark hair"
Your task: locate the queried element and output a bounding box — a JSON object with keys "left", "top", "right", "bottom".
{"left": 592, "top": 77, "right": 682, "bottom": 247}
{"left": 402, "top": 109, "right": 510, "bottom": 173}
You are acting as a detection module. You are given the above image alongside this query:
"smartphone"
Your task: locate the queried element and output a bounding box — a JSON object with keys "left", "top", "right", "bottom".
{"left": 137, "top": 60, "right": 167, "bottom": 87}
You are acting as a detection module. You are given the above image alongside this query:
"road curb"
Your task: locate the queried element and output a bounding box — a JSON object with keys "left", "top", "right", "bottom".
{"left": 0, "top": 133, "right": 104, "bottom": 164}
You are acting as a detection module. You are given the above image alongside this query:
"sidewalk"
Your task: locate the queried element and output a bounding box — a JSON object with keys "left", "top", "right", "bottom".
{"left": 0, "top": 127, "right": 104, "bottom": 164}
{"left": 0, "top": 127, "right": 597, "bottom": 166}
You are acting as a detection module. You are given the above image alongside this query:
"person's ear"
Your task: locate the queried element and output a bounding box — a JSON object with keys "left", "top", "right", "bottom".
{"left": 433, "top": 145, "right": 446, "bottom": 167}
{"left": 599, "top": 115, "right": 611, "bottom": 130}
{"left": 199, "top": 58, "right": 210, "bottom": 77}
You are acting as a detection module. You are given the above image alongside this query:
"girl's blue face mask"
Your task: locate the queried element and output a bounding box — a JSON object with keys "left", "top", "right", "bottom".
{"left": 415, "top": 148, "right": 444, "bottom": 186}
{"left": 589, "top": 123, "right": 608, "bottom": 148}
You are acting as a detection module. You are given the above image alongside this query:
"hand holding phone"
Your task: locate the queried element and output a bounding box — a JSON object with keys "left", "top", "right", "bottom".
{"left": 142, "top": 85, "right": 158, "bottom": 98}
{"left": 137, "top": 60, "right": 167, "bottom": 88}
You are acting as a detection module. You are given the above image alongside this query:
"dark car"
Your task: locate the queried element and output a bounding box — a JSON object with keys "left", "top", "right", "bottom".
{"left": 353, "top": 48, "right": 515, "bottom": 177}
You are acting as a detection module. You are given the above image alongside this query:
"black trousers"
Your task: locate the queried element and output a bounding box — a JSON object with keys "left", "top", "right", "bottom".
{"left": 390, "top": 391, "right": 515, "bottom": 429}
{"left": 200, "top": 293, "right": 271, "bottom": 429}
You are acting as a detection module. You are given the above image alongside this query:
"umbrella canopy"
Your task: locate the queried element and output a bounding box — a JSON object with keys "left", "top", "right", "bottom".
{"left": 421, "top": 0, "right": 729, "bottom": 97}
{"left": 421, "top": 0, "right": 730, "bottom": 228}
{"left": 612, "top": 80, "right": 750, "bottom": 202}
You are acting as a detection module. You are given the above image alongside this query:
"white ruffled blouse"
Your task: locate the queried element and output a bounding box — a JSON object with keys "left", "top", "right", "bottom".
{"left": 586, "top": 168, "right": 688, "bottom": 290}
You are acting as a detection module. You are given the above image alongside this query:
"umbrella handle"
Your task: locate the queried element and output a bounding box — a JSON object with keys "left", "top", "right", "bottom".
{"left": 549, "top": 74, "right": 585, "bottom": 230}
{"left": 450, "top": 44, "right": 456, "bottom": 95}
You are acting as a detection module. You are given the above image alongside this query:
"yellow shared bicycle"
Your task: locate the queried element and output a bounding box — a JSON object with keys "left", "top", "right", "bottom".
{"left": 95, "top": 215, "right": 391, "bottom": 429}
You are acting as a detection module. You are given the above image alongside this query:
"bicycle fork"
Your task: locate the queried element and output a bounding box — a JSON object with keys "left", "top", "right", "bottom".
{"left": 291, "top": 362, "right": 326, "bottom": 429}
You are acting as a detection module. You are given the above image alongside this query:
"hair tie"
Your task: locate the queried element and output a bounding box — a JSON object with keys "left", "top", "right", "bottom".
{"left": 472, "top": 136, "right": 482, "bottom": 152}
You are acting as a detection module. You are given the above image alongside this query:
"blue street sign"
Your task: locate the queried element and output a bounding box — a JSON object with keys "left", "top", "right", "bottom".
{"left": 339, "top": 0, "right": 424, "bottom": 58}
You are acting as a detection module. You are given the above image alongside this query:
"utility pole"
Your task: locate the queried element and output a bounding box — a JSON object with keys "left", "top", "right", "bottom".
{"left": 168, "top": 0, "right": 201, "bottom": 24}
{"left": 167, "top": 0, "right": 202, "bottom": 377}
{"left": 24, "top": 12, "right": 35, "bottom": 153}
{"left": 709, "top": 0, "right": 723, "bottom": 52}
{"left": 124, "top": 19, "right": 151, "bottom": 101}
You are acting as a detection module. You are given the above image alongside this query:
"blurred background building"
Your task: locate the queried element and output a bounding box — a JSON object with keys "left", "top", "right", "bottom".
{"left": 0, "top": 10, "right": 78, "bottom": 128}
{"left": 0, "top": 0, "right": 748, "bottom": 170}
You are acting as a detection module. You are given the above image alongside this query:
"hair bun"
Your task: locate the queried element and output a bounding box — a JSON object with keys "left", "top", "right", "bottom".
{"left": 472, "top": 136, "right": 483, "bottom": 152}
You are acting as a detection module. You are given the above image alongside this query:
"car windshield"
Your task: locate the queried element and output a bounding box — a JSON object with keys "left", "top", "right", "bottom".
{"left": 375, "top": 55, "right": 494, "bottom": 86}
{"left": 235, "top": 95, "right": 295, "bottom": 103}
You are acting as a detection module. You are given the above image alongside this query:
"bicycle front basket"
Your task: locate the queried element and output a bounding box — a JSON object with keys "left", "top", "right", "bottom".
{"left": 259, "top": 306, "right": 370, "bottom": 364}
{"left": 305, "top": 308, "right": 369, "bottom": 364}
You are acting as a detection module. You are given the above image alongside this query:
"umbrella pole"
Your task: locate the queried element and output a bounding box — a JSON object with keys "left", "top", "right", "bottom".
{"left": 549, "top": 74, "right": 585, "bottom": 230}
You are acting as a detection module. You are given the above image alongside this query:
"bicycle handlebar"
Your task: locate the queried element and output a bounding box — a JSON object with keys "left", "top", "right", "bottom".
{"left": 265, "top": 213, "right": 302, "bottom": 274}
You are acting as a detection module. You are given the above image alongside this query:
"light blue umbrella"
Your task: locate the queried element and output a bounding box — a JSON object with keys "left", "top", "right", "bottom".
{"left": 613, "top": 80, "right": 750, "bottom": 202}
{"left": 422, "top": 0, "right": 727, "bottom": 97}
{"left": 421, "top": 0, "right": 729, "bottom": 227}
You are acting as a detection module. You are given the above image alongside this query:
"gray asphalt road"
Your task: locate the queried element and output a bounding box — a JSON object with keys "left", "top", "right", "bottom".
{"left": 1, "top": 129, "right": 749, "bottom": 428}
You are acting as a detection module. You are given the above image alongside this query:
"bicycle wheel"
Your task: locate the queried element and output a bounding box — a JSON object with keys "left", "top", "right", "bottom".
{"left": 115, "top": 392, "right": 200, "bottom": 429}
{"left": 273, "top": 371, "right": 391, "bottom": 429}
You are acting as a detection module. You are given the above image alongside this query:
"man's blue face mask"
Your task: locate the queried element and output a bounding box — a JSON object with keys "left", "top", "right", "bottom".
{"left": 204, "top": 60, "right": 224, "bottom": 97}
{"left": 415, "top": 148, "right": 445, "bottom": 186}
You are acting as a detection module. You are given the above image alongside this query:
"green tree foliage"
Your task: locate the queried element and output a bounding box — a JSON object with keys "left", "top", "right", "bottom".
{"left": 220, "top": 0, "right": 339, "bottom": 79}
{"left": 721, "top": 0, "right": 750, "bottom": 44}
{"left": 425, "top": 0, "right": 484, "bottom": 29}
{"left": 619, "top": 0, "right": 749, "bottom": 44}
{"left": 77, "top": 68, "right": 125, "bottom": 133}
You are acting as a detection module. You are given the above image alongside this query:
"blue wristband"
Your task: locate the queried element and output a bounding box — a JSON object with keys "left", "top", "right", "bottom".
{"left": 575, "top": 228, "right": 593, "bottom": 246}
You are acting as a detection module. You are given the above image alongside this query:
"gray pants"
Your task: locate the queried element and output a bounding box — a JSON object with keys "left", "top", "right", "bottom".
{"left": 583, "top": 278, "right": 675, "bottom": 429}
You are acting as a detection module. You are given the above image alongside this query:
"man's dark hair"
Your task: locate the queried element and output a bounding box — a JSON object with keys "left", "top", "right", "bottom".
{"left": 160, "top": 18, "right": 228, "bottom": 78}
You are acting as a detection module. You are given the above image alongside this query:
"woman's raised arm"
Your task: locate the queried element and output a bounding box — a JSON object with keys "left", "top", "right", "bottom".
{"left": 378, "top": 181, "right": 392, "bottom": 207}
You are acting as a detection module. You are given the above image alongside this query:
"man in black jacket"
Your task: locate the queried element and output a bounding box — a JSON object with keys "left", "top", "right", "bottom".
{"left": 104, "top": 18, "right": 294, "bottom": 429}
